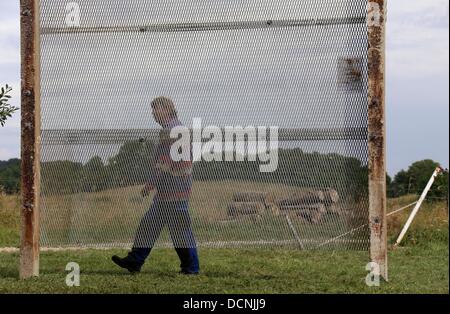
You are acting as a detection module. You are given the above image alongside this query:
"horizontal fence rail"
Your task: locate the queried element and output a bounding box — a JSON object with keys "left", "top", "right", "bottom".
{"left": 40, "top": 127, "right": 369, "bottom": 145}
{"left": 41, "top": 16, "right": 366, "bottom": 35}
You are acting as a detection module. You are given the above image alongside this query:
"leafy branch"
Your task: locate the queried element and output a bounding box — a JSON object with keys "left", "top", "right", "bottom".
{"left": 0, "top": 84, "right": 18, "bottom": 127}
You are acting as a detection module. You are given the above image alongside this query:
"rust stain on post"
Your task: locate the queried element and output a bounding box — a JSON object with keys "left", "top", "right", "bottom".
{"left": 20, "top": 0, "right": 41, "bottom": 279}
{"left": 367, "top": 0, "right": 387, "bottom": 281}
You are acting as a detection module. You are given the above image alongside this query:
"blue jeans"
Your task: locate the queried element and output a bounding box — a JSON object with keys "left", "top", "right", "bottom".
{"left": 129, "top": 199, "right": 200, "bottom": 273}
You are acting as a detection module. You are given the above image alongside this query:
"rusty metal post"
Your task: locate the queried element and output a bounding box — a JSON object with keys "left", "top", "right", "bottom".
{"left": 367, "top": 0, "right": 387, "bottom": 281}
{"left": 20, "top": 0, "right": 41, "bottom": 279}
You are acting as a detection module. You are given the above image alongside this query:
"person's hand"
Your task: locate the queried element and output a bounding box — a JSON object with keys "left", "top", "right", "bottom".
{"left": 141, "top": 183, "right": 154, "bottom": 197}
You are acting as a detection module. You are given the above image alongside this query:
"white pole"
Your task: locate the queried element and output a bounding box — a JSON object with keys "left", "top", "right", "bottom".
{"left": 285, "top": 214, "right": 304, "bottom": 249}
{"left": 394, "top": 167, "right": 444, "bottom": 247}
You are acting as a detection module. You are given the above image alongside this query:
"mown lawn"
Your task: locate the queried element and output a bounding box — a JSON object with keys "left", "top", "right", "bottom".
{"left": 0, "top": 238, "right": 448, "bottom": 294}
{"left": 0, "top": 194, "right": 448, "bottom": 293}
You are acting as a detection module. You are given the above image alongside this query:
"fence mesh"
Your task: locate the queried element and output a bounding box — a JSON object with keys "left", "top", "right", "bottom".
{"left": 38, "top": 0, "right": 369, "bottom": 250}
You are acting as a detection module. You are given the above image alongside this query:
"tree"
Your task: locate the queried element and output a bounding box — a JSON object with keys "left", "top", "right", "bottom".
{"left": 41, "top": 160, "right": 83, "bottom": 195}
{"left": 106, "top": 139, "right": 156, "bottom": 188}
{"left": 389, "top": 159, "right": 448, "bottom": 199}
{"left": 0, "top": 85, "right": 18, "bottom": 127}
{"left": 0, "top": 159, "right": 20, "bottom": 194}
{"left": 407, "top": 160, "right": 441, "bottom": 194}
{"left": 432, "top": 170, "right": 449, "bottom": 200}
{"left": 386, "top": 174, "right": 392, "bottom": 187}
{"left": 80, "top": 156, "right": 107, "bottom": 192}
{"left": 389, "top": 170, "right": 409, "bottom": 198}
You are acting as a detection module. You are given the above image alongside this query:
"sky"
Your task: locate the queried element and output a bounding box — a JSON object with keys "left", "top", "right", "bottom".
{"left": 0, "top": 0, "right": 449, "bottom": 176}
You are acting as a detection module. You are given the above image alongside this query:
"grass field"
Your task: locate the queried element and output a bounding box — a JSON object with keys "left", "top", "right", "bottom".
{"left": 0, "top": 191, "right": 448, "bottom": 293}
{"left": 0, "top": 181, "right": 369, "bottom": 249}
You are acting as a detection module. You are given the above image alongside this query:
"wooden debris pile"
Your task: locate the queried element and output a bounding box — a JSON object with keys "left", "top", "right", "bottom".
{"left": 227, "top": 192, "right": 276, "bottom": 218}
{"left": 276, "top": 189, "right": 340, "bottom": 224}
{"left": 227, "top": 189, "right": 341, "bottom": 224}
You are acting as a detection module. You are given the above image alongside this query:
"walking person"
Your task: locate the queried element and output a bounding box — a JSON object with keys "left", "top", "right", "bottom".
{"left": 112, "top": 96, "right": 200, "bottom": 275}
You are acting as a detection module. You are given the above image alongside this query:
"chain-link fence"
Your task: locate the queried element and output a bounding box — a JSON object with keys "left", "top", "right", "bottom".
{"left": 38, "top": 0, "right": 370, "bottom": 250}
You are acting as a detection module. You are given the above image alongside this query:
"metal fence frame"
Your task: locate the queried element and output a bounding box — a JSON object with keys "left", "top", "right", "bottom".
{"left": 20, "top": 0, "right": 387, "bottom": 280}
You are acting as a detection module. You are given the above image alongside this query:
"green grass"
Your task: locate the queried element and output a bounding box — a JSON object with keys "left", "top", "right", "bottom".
{"left": 11, "top": 182, "right": 366, "bottom": 247}
{"left": 0, "top": 193, "right": 19, "bottom": 247}
{"left": 0, "top": 237, "right": 448, "bottom": 293}
{"left": 0, "top": 193, "right": 448, "bottom": 293}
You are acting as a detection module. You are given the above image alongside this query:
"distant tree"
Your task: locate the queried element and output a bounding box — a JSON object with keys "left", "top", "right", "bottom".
{"left": 38, "top": 139, "right": 158, "bottom": 195}
{"left": 386, "top": 174, "right": 392, "bottom": 187}
{"left": 429, "top": 167, "right": 448, "bottom": 200}
{"left": 80, "top": 156, "right": 107, "bottom": 192}
{"left": 0, "top": 158, "right": 20, "bottom": 194}
{"left": 389, "top": 170, "right": 408, "bottom": 198}
{"left": 41, "top": 160, "right": 83, "bottom": 195}
{"left": 389, "top": 159, "right": 448, "bottom": 199}
{"left": 386, "top": 173, "right": 393, "bottom": 197}
{"left": 106, "top": 139, "right": 156, "bottom": 188}
{"left": 407, "top": 160, "right": 441, "bottom": 194}
{"left": 0, "top": 85, "right": 18, "bottom": 127}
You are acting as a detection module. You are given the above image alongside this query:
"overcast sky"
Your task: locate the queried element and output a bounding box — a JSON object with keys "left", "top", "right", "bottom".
{"left": 0, "top": 0, "right": 448, "bottom": 176}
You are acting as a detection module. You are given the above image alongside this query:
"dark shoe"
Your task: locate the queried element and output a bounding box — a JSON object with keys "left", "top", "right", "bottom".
{"left": 179, "top": 269, "right": 199, "bottom": 275}
{"left": 112, "top": 255, "right": 142, "bottom": 273}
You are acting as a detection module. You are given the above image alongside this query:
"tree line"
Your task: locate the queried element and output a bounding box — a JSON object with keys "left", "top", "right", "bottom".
{"left": 1, "top": 140, "right": 448, "bottom": 201}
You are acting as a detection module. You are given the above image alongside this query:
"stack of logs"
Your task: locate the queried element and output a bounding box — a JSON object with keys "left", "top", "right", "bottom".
{"left": 227, "top": 189, "right": 340, "bottom": 224}
{"left": 276, "top": 189, "right": 340, "bottom": 224}
{"left": 227, "top": 192, "right": 275, "bottom": 218}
